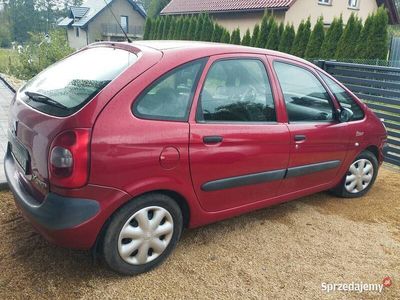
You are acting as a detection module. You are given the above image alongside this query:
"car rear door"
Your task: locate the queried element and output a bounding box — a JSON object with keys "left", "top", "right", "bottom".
{"left": 189, "top": 54, "right": 290, "bottom": 212}
{"left": 269, "top": 56, "right": 349, "bottom": 194}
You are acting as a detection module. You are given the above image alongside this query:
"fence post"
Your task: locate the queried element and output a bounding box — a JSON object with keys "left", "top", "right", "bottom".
{"left": 315, "top": 60, "right": 326, "bottom": 70}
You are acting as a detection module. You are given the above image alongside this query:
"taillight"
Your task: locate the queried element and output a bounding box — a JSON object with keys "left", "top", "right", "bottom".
{"left": 49, "top": 129, "right": 91, "bottom": 188}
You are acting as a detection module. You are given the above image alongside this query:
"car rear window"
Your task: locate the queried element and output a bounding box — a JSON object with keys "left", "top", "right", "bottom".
{"left": 20, "top": 47, "right": 137, "bottom": 117}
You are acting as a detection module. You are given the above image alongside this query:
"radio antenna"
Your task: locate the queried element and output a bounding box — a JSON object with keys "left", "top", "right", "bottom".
{"left": 103, "top": 0, "right": 132, "bottom": 43}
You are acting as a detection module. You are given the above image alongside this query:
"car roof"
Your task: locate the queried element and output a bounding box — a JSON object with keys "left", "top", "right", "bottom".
{"left": 89, "top": 40, "right": 315, "bottom": 69}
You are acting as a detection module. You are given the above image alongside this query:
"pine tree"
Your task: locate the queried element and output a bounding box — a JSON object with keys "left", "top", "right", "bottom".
{"left": 174, "top": 17, "right": 184, "bottom": 40}
{"left": 156, "top": 17, "right": 165, "bottom": 39}
{"left": 230, "top": 28, "right": 241, "bottom": 45}
{"left": 297, "top": 17, "right": 311, "bottom": 57}
{"left": 291, "top": 20, "right": 305, "bottom": 56}
{"left": 355, "top": 14, "right": 373, "bottom": 59}
{"left": 220, "top": 29, "right": 231, "bottom": 44}
{"left": 320, "top": 16, "right": 343, "bottom": 59}
{"left": 188, "top": 16, "right": 197, "bottom": 41}
{"left": 167, "top": 18, "right": 176, "bottom": 39}
{"left": 149, "top": 17, "right": 158, "bottom": 39}
{"left": 201, "top": 14, "right": 214, "bottom": 41}
{"left": 195, "top": 14, "right": 205, "bottom": 40}
{"left": 162, "top": 16, "right": 171, "bottom": 39}
{"left": 211, "top": 24, "right": 223, "bottom": 42}
{"left": 256, "top": 13, "right": 271, "bottom": 48}
{"left": 278, "top": 22, "right": 284, "bottom": 41}
{"left": 305, "top": 17, "right": 325, "bottom": 59}
{"left": 365, "top": 6, "right": 389, "bottom": 60}
{"left": 335, "top": 13, "right": 362, "bottom": 59}
{"left": 143, "top": 18, "right": 152, "bottom": 40}
{"left": 266, "top": 21, "right": 280, "bottom": 50}
{"left": 241, "top": 29, "right": 251, "bottom": 46}
{"left": 278, "top": 24, "right": 295, "bottom": 53}
{"left": 180, "top": 17, "right": 190, "bottom": 40}
{"left": 250, "top": 24, "right": 260, "bottom": 47}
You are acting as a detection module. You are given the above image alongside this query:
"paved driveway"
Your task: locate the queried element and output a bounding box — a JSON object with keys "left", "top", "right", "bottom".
{"left": 0, "top": 80, "right": 14, "bottom": 183}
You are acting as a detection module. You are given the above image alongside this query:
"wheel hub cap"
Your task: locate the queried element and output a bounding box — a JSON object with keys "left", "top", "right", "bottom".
{"left": 118, "top": 206, "right": 174, "bottom": 265}
{"left": 345, "top": 159, "right": 374, "bottom": 194}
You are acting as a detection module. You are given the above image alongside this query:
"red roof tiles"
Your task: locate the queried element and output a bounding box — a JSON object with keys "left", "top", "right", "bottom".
{"left": 161, "top": 0, "right": 295, "bottom": 14}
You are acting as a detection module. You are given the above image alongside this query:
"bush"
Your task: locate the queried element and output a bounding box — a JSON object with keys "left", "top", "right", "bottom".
{"left": 188, "top": 16, "right": 197, "bottom": 40}
{"left": 305, "top": 17, "right": 325, "bottom": 59}
{"left": 211, "top": 24, "right": 224, "bottom": 42}
{"left": 195, "top": 14, "right": 205, "bottom": 41}
{"left": 10, "top": 30, "right": 74, "bottom": 80}
{"left": 220, "top": 29, "right": 231, "bottom": 44}
{"left": 355, "top": 14, "right": 373, "bottom": 59}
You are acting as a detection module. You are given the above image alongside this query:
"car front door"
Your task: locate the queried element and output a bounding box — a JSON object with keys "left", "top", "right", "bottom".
{"left": 270, "top": 57, "right": 349, "bottom": 194}
{"left": 189, "top": 54, "right": 290, "bottom": 212}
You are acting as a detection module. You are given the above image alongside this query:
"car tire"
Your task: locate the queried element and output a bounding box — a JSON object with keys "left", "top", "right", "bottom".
{"left": 100, "top": 193, "right": 183, "bottom": 275}
{"left": 332, "top": 150, "right": 378, "bottom": 198}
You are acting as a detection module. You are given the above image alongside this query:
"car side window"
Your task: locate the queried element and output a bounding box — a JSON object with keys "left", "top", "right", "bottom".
{"left": 274, "top": 62, "right": 334, "bottom": 122}
{"left": 319, "top": 72, "right": 365, "bottom": 121}
{"left": 133, "top": 60, "right": 205, "bottom": 121}
{"left": 197, "top": 59, "right": 276, "bottom": 122}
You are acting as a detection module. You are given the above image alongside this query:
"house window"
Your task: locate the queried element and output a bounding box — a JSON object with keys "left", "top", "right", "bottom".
{"left": 318, "top": 0, "right": 332, "bottom": 5}
{"left": 75, "top": 27, "right": 80, "bottom": 37}
{"left": 348, "top": 0, "right": 359, "bottom": 9}
{"left": 121, "top": 16, "right": 128, "bottom": 33}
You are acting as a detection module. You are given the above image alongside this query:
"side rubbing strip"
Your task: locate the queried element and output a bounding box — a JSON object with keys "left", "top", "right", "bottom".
{"left": 285, "top": 160, "right": 341, "bottom": 178}
{"left": 201, "top": 169, "right": 286, "bottom": 192}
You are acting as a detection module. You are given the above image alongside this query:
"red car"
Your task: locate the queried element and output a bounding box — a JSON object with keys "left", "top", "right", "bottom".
{"left": 5, "top": 41, "right": 387, "bottom": 275}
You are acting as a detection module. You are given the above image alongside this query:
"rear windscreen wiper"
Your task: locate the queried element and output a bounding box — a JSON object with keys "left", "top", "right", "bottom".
{"left": 24, "top": 91, "right": 69, "bottom": 110}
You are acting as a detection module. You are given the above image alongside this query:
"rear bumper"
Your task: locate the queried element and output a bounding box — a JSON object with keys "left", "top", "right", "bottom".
{"left": 4, "top": 150, "right": 130, "bottom": 249}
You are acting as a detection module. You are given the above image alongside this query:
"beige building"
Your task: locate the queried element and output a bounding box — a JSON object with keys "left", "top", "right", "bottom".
{"left": 161, "top": 0, "right": 399, "bottom": 34}
{"left": 58, "top": 0, "right": 146, "bottom": 49}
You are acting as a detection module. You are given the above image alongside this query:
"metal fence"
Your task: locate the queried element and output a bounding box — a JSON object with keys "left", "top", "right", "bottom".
{"left": 316, "top": 60, "right": 400, "bottom": 167}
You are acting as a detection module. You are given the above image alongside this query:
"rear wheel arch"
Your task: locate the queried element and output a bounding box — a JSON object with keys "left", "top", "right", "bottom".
{"left": 364, "top": 145, "right": 379, "bottom": 161}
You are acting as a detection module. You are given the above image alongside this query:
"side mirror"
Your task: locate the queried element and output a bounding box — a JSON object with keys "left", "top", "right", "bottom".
{"left": 338, "top": 107, "right": 354, "bottom": 123}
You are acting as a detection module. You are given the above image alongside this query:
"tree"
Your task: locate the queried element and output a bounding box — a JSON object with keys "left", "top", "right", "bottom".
{"left": 241, "top": 29, "right": 251, "bottom": 46}
{"left": 220, "top": 29, "right": 230, "bottom": 44}
{"left": 201, "top": 14, "right": 214, "bottom": 41}
{"left": 148, "top": 0, "right": 170, "bottom": 18}
{"left": 187, "top": 15, "right": 197, "bottom": 41}
{"left": 256, "top": 13, "right": 271, "bottom": 48}
{"left": 291, "top": 20, "right": 305, "bottom": 56}
{"left": 250, "top": 24, "right": 260, "bottom": 47}
{"left": 278, "top": 22, "right": 284, "bottom": 41}
{"left": 167, "top": 17, "right": 176, "bottom": 39}
{"left": 365, "top": 6, "right": 389, "bottom": 60}
{"left": 143, "top": 18, "right": 152, "bottom": 40}
{"left": 0, "top": 4, "right": 12, "bottom": 47}
{"left": 230, "top": 28, "right": 241, "bottom": 45}
{"left": 320, "top": 16, "right": 343, "bottom": 59}
{"left": 335, "top": 13, "right": 362, "bottom": 59}
{"left": 278, "top": 24, "right": 295, "bottom": 54}
{"left": 266, "top": 21, "right": 279, "bottom": 50}
{"left": 173, "top": 17, "right": 184, "bottom": 39}
{"left": 156, "top": 17, "right": 165, "bottom": 39}
{"left": 194, "top": 14, "right": 205, "bottom": 40}
{"left": 305, "top": 17, "right": 325, "bottom": 59}
{"left": 355, "top": 14, "right": 373, "bottom": 59}
{"left": 211, "top": 24, "right": 224, "bottom": 42}
{"left": 180, "top": 16, "right": 190, "bottom": 40}
{"left": 162, "top": 15, "right": 172, "bottom": 39}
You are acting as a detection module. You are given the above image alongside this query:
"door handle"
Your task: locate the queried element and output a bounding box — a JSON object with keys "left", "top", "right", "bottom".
{"left": 294, "top": 134, "right": 306, "bottom": 142}
{"left": 203, "top": 136, "right": 223, "bottom": 144}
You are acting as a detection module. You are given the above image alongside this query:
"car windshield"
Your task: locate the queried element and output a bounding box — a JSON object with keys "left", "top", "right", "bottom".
{"left": 21, "top": 47, "right": 138, "bottom": 117}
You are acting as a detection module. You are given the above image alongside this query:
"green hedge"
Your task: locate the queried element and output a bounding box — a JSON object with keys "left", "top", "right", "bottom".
{"left": 144, "top": 7, "right": 389, "bottom": 60}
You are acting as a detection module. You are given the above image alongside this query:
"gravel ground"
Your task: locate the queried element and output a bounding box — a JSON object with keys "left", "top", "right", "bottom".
{"left": 0, "top": 166, "right": 399, "bottom": 300}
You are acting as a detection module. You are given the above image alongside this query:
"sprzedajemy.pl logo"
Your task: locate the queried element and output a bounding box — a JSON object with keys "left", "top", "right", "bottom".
{"left": 321, "top": 277, "right": 392, "bottom": 293}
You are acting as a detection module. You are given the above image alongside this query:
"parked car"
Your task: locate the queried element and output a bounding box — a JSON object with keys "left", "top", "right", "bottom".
{"left": 5, "top": 41, "right": 387, "bottom": 275}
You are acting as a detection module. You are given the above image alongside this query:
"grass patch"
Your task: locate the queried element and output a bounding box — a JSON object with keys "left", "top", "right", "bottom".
{"left": 0, "top": 48, "right": 18, "bottom": 74}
